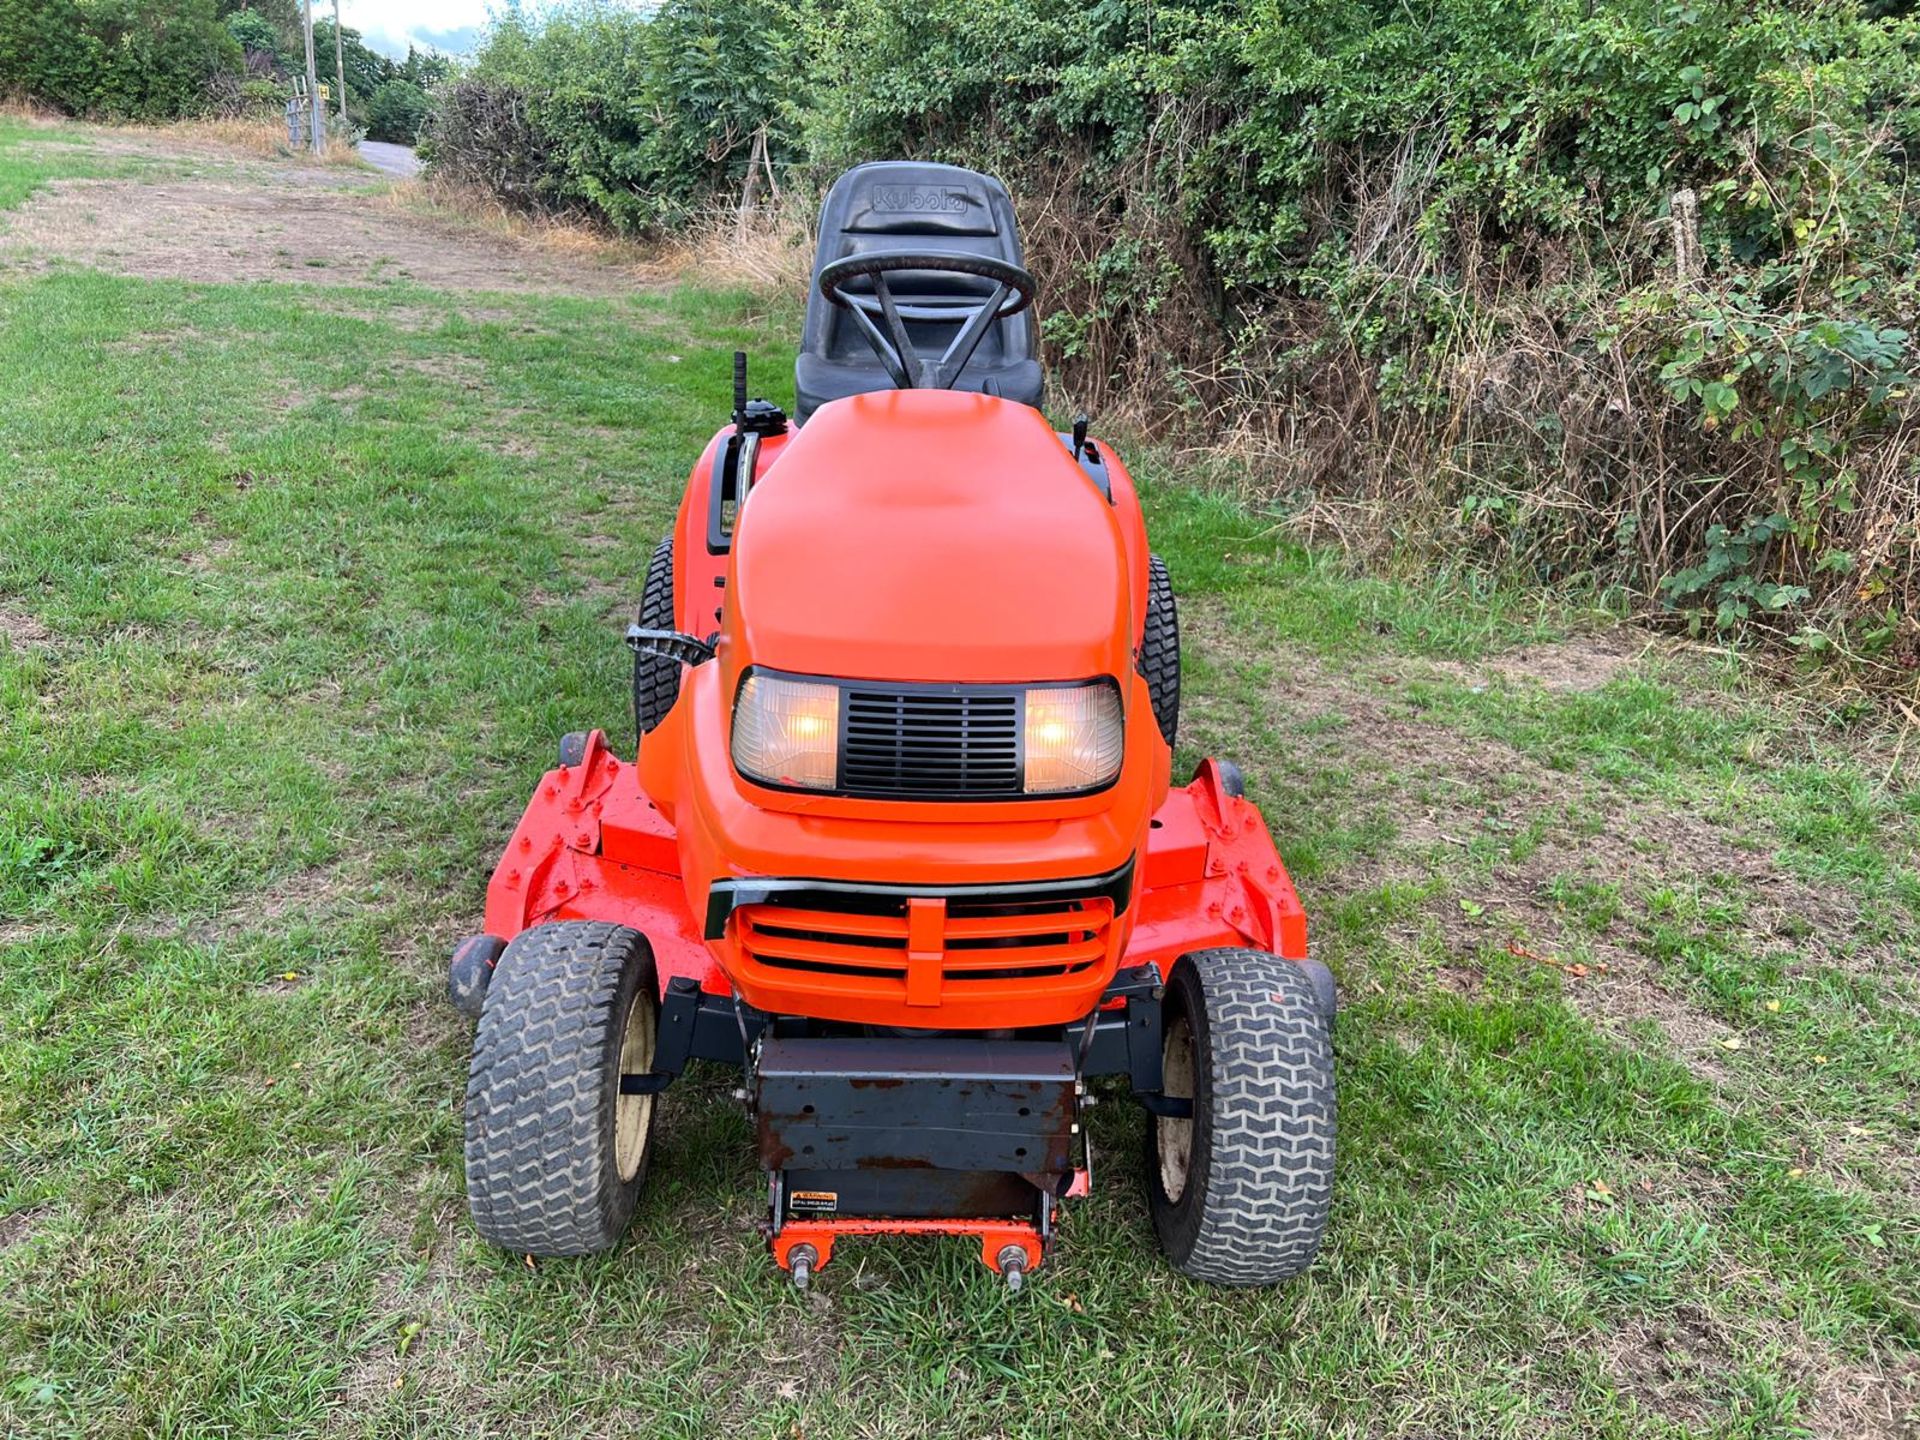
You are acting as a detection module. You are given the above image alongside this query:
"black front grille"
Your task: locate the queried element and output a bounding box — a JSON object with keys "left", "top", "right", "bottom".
{"left": 840, "top": 688, "right": 1021, "bottom": 798}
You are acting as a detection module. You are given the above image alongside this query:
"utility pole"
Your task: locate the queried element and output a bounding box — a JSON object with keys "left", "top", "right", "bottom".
{"left": 301, "top": 0, "right": 322, "bottom": 155}
{"left": 332, "top": 0, "right": 347, "bottom": 126}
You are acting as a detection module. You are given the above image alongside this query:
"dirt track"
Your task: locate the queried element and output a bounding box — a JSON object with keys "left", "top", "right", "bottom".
{"left": 0, "top": 131, "right": 642, "bottom": 296}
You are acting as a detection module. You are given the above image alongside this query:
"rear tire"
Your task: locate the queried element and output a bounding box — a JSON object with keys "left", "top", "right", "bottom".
{"left": 465, "top": 922, "right": 658, "bottom": 1256}
{"left": 633, "top": 534, "right": 680, "bottom": 738}
{"left": 1142, "top": 554, "right": 1180, "bottom": 748}
{"left": 1148, "top": 947, "right": 1335, "bottom": 1286}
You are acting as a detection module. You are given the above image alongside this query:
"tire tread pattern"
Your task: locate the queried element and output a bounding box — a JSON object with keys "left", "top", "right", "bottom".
{"left": 464, "top": 922, "right": 649, "bottom": 1256}
{"left": 632, "top": 534, "right": 680, "bottom": 738}
{"left": 1166, "top": 947, "right": 1335, "bottom": 1285}
{"left": 1141, "top": 553, "right": 1180, "bottom": 748}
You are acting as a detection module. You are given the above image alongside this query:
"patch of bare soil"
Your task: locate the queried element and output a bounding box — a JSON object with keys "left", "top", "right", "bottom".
{"left": 1, "top": 174, "right": 651, "bottom": 298}
{"left": 170, "top": 864, "right": 355, "bottom": 948}
{"left": 1599, "top": 1305, "right": 1733, "bottom": 1433}
{"left": 0, "top": 1206, "right": 45, "bottom": 1253}
{"left": 1182, "top": 606, "right": 1885, "bottom": 1078}
{"left": 0, "top": 604, "right": 56, "bottom": 649}
{"left": 1424, "top": 629, "right": 1655, "bottom": 692}
{"left": 1798, "top": 1345, "right": 1920, "bottom": 1440}
{"left": 1606, "top": 1305, "right": 1920, "bottom": 1440}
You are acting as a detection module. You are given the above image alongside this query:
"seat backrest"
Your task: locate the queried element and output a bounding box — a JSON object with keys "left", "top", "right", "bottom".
{"left": 796, "top": 162, "right": 1038, "bottom": 414}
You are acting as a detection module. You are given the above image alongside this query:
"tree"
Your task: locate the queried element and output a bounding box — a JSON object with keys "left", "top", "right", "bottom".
{"left": 366, "top": 79, "right": 430, "bottom": 143}
{"left": 224, "top": 9, "right": 281, "bottom": 67}
{"left": 311, "top": 17, "right": 393, "bottom": 106}
{"left": 399, "top": 46, "right": 451, "bottom": 90}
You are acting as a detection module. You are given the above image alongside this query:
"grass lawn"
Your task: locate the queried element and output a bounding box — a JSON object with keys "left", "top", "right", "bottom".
{"left": 1, "top": 119, "right": 1916, "bottom": 1439}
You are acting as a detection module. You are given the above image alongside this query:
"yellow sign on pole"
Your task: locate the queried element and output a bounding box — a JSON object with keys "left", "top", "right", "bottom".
{"left": 317, "top": 83, "right": 330, "bottom": 100}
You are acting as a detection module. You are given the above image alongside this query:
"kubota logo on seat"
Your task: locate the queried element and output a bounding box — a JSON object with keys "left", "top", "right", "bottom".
{"left": 870, "top": 186, "right": 970, "bottom": 214}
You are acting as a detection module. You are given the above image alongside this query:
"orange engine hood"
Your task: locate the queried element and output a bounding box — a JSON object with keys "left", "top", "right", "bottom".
{"left": 727, "top": 391, "right": 1131, "bottom": 683}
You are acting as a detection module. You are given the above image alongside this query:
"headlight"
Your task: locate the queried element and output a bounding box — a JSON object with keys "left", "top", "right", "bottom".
{"left": 732, "top": 673, "right": 840, "bottom": 790}
{"left": 1022, "top": 683, "right": 1124, "bottom": 794}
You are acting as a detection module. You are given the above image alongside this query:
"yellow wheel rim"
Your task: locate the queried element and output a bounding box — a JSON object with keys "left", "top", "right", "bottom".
{"left": 614, "top": 987, "right": 655, "bottom": 1182}
{"left": 1158, "top": 1013, "right": 1195, "bottom": 1202}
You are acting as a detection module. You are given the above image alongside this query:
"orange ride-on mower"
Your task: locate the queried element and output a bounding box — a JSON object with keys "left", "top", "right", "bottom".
{"left": 449, "top": 162, "right": 1336, "bottom": 1290}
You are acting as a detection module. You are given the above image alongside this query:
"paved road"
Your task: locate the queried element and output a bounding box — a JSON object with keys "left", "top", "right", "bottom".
{"left": 358, "top": 142, "right": 420, "bottom": 179}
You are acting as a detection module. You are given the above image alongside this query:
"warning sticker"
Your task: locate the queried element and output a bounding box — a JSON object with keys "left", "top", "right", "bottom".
{"left": 788, "top": 1190, "right": 838, "bottom": 1216}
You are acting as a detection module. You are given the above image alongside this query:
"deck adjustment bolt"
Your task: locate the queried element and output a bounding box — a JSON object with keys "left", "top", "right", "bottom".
{"left": 789, "top": 1244, "right": 818, "bottom": 1291}
{"left": 996, "top": 1245, "right": 1028, "bottom": 1293}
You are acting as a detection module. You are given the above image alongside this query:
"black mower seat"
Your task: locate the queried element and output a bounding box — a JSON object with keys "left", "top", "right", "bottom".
{"left": 795, "top": 161, "right": 1044, "bottom": 424}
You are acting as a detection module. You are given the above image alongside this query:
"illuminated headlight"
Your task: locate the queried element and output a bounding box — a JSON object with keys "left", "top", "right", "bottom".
{"left": 1023, "top": 683, "right": 1124, "bottom": 794}
{"left": 732, "top": 673, "right": 840, "bottom": 790}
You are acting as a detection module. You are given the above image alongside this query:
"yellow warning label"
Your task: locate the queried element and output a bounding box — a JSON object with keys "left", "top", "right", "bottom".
{"left": 788, "top": 1190, "right": 838, "bottom": 1215}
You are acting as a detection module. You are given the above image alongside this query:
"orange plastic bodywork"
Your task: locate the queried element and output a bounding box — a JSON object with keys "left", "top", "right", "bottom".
{"left": 481, "top": 392, "right": 1308, "bottom": 1034}
{"left": 483, "top": 730, "right": 1307, "bottom": 1025}
{"left": 723, "top": 391, "right": 1135, "bottom": 683}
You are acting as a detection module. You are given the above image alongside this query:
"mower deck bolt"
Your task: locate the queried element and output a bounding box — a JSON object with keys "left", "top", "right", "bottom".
{"left": 996, "top": 1245, "right": 1028, "bottom": 1293}
{"left": 788, "top": 1244, "right": 818, "bottom": 1291}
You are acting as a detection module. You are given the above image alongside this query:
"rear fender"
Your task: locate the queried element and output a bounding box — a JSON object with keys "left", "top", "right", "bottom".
{"left": 1096, "top": 441, "right": 1151, "bottom": 653}
{"left": 673, "top": 424, "right": 795, "bottom": 639}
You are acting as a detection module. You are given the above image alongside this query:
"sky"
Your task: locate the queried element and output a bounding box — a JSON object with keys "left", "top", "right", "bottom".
{"left": 335, "top": 0, "right": 495, "bottom": 59}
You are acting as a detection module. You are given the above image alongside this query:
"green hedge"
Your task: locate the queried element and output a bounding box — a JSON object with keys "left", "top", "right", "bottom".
{"left": 422, "top": 1, "right": 792, "bottom": 229}
{"left": 0, "top": 0, "right": 241, "bottom": 120}
{"left": 445, "top": 0, "right": 1920, "bottom": 652}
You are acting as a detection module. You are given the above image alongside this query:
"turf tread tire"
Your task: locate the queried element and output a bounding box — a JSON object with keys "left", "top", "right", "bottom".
{"left": 1149, "top": 947, "right": 1335, "bottom": 1286}
{"left": 632, "top": 535, "right": 680, "bottom": 738}
{"left": 1141, "top": 554, "right": 1180, "bottom": 748}
{"left": 464, "top": 921, "right": 655, "bottom": 1256}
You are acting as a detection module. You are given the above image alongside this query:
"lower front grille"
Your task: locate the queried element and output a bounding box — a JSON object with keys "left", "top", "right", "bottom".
{"left": 840, "top": 687, "right": 1021, "bottom": 798}
{"left": 737, "top": 893, "right": 1114, "bottom": 995}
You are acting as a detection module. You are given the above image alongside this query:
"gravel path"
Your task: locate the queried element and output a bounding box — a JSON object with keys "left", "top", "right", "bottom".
{"left": 358, "top": 141, "right": 421, "bottom": 179}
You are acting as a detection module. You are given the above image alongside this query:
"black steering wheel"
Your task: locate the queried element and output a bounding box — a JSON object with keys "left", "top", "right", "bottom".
{"left": 818, "top": 250, "right": 1036, "bottom": 393}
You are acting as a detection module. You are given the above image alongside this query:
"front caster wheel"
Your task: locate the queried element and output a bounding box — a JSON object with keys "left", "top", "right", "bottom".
{"left": 464, "top": 921, "right": 658, "bottom": 1256}
{"left": 1148, "top": 947, "right": 1335, "bottom": 1286}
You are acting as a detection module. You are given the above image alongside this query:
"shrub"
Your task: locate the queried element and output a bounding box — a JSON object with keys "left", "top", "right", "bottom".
{"left": 224, "top": 9, "right": 280, "bottom": 69}
{"left": 424, "top": 0, "right": 793, "bottom": 231}
{"left": 420, "top": 76, "right": 554, "bottom": 207}
{"left": 0, "top": 0, "right": 242, "bottom": 120}
{"left": 366, "top": 79, "right": 429, "bottom": 144}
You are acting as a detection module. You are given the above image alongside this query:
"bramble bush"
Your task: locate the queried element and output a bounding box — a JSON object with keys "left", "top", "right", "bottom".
{"left": 446, "top": 0, "right": 1918, "bottom": 660}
